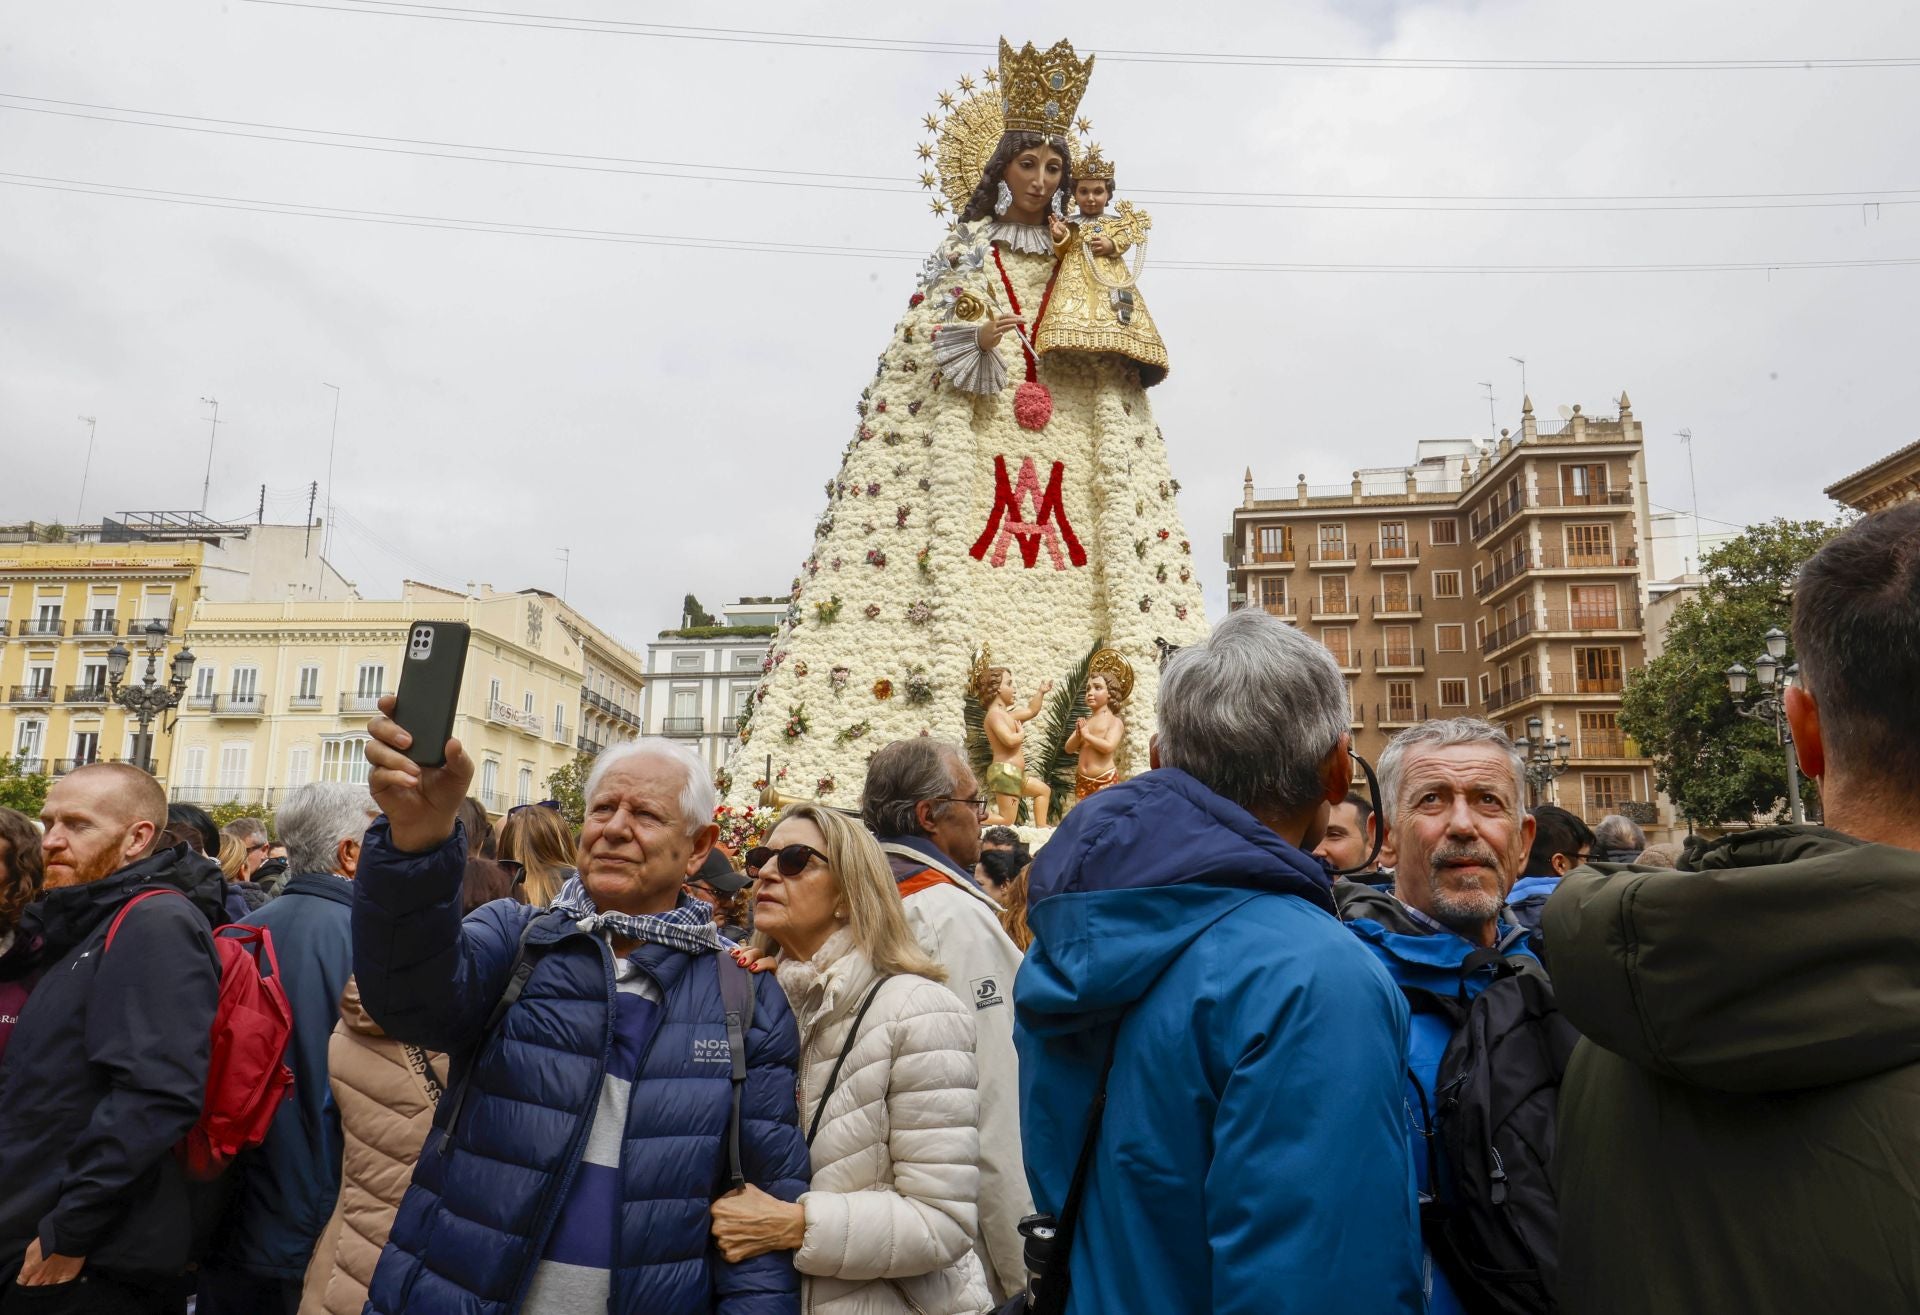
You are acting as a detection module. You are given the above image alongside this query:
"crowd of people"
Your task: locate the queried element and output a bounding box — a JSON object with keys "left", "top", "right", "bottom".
{"left": 0, "top": 501, "right": 1914, "bottom": 1314}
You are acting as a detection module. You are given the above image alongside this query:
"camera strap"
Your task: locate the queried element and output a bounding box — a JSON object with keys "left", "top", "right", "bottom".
{"left": 1032, "top": 1023, "right": 1124, "bottom": 1315}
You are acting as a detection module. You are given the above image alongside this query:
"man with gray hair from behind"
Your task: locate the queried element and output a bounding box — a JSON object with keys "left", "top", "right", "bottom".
{"left": 1589, "top": 812, "right": 1647, "bottom": 864}
{"left": 200, "top": 782, "right": 379, "bottom": 1314}
{"left": 1013, "top": 608, "right": 1422, "bottom": 1312}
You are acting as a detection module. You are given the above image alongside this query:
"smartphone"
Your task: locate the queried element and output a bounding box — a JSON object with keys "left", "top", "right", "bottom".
{"left": 392, "top": 620, "right": 469, "bottom": 769}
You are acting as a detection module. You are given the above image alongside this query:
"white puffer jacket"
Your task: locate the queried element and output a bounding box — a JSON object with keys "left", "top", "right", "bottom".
{"left": 776, "top": 930, "right": 993, "bottom": 1315}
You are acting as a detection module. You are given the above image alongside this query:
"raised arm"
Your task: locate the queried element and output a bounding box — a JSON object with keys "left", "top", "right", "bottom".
{"left": 1015, "top": 681, "right": 1054, "bottom": 725}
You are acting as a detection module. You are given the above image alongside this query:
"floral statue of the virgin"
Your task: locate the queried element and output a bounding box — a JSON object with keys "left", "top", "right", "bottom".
{"left": 721, "top": 37, "right": 1208, "bottom": 822}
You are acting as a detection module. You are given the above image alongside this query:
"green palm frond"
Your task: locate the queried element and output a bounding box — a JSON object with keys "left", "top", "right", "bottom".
{"left": 962, "top": 649, "right": 993, "bottom": 788}
{"left": 1028, "top": 639, "right": 1101, "bottom": 824}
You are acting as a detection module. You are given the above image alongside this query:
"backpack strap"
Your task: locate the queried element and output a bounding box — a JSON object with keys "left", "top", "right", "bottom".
{"left": 1030, "top": 1023, "right": 1125, "bottom": 1315}
{"left": 104, "top": 887, "right": 189, "bottom": 951}
{"left": 715, "top": 952, "right": 757, "bottom": 1192}
{"left": 435, "top": 915, "right": 544, "bottom": 1156}
{"left": 805, "top": 974, "right": 895, "bottom": 1148}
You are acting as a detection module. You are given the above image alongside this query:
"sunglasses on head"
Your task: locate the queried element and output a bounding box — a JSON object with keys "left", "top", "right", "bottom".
{"left": 497, "top": 859, "right": 528, "bottom": 885}
{"left": 508, "top": 800, "right": 562, "bottom": 816}
{"left": 743, "top": 843, "right": 829, "bottom": 878}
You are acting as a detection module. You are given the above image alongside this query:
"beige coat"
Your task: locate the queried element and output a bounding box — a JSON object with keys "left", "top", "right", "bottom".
{"left": 297, "top": 978, "right": 447, "bottom": 1315}
{"left": 776, "top": 930, "right": 993, "bottom": 1315}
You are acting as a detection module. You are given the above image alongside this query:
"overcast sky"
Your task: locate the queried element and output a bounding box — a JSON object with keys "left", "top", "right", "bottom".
{"left": 4, "top": 0, "right": 1915, "bottom": 651}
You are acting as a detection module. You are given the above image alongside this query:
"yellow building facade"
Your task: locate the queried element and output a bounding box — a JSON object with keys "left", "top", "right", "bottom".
{"left": 169, "top": 585, "right": 648, "bottom": 815}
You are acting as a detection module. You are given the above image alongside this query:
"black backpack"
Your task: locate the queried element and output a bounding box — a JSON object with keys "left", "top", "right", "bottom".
{"left": 1405, "top": 938, "right": 1580, "bottom": 1315}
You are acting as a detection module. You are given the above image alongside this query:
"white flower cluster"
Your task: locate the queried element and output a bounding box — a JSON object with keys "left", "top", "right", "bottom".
{"left": 722, "top": 224, "right": 1208, "bottom": 816}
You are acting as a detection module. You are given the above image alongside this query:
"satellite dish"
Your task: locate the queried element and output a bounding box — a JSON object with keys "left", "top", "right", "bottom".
{"left": 1556, "top": 404, "right": 1575, "bottom": 421}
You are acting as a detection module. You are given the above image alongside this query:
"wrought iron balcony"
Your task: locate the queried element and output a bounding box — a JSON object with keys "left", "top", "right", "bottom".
{"left": 214, "top": 693, "right": 268, "bottom": 717}
{"left": 1373, "top": 647, "right": 1427, "bottom": 672}
{"left": 73, "top": 617, "right": 120, "bottom": 637}
{"left": 340, "top": 693, "right": 384, "bottom": 714}
{"left": 1370, "top": 593, "right": 1423, "bottom": 618}
{"left": 1484, "top": 676, "right": 1547, "bottom": 714}
{"left": 18, "top": 619, "right": 66, "bottom": 637}
{"left": 663, "top": 717, "right": 705, "bottom": 737}
{"left": 7, "top": 685, "right": 54, "bottom": 705}
{"left": 64, "top": 684, "right": 109, "bottom": 705}
{"left": 1377, "top": 701, "right": 1429, "bottom": 727}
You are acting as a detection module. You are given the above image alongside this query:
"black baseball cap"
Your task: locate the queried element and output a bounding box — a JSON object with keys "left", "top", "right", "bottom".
{"left": 692, "top": 848, "right": 751, "bottom": 895}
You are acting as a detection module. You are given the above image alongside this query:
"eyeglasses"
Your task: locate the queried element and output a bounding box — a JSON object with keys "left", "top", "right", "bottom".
{"left": 508, "top": 800, "right": 562, "bottom": 817}
{"left": 935, "top": 796, "right": 990, "bottom": 820}
{"left": 244, "top": 841, "right": 270, "bottom": 856}
{"left": 497, "top": 859, "right": 527, "bottom": 885}
{"left": 743, "top": 843, "right": 829, "bottom": 878}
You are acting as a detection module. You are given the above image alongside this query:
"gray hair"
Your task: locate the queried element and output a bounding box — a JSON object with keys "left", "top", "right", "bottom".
{"left": 861, "top": 738, "right": 968, "bottom": 838}
{"left": 1378, "top": 718, "right": 1526, "bottom": 825}
{"left": 221, "top": 816, "right": 268, "bottom": 846}
{"left": 584, "top": 738, "right": 715, "bottom": 837}
{"left": 1157, "top": 609, "right": 1349, "bottom": 818}
{"left": 280, "top": 782, "right": 376, "bottom": 876}
{"left": 1594, "top": 814, "right": 1648, "bottom": 854}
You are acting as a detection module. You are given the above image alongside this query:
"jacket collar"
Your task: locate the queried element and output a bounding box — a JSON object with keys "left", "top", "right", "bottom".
{"left": 280, "top": 871, "right": 354, "bottom": 906}
{"left": 774, "top": 928, "right": 874, "bottom": 1034}
{"left": 878, "top": 834, "right": 973, "bottom": 885}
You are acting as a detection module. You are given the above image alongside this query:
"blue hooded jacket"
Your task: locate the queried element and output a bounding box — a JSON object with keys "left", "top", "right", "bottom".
{"left": 1015, "top": 769, "right": 1425, "bottom": 1315}
{"left": 1337, "top": 883, "right": 1548, "bottom": 1315}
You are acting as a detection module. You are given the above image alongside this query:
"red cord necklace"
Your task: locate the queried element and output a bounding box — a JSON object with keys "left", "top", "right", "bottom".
{"left": 993, "top": 245, "right": 1055, "bottom": 430}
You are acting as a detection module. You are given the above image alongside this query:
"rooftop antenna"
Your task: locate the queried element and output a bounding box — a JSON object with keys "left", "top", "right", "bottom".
{"left": 558, "top": 547, "right": 571, "bottom": 601}
{"left": 1478, "top": 381, "right": 1497, "bottom": 437}
{"left": 197, "top": 397, "right": 222, "bottom": 513}
{"left": 1508, "top": 356, "right": 1527, "bottom": 401}
{"left": 1675, "top": 428, "right": 1702, "bottom": 575}
{"left": 320, "top": 383, "right": 341, "bottom": 598}
{"left": 74, "top": 415, "right": 97, "bottom": 524}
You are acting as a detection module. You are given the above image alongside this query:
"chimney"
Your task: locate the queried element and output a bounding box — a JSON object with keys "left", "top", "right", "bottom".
{"left": 1295, "top": 473, "right": 1308, "bottom": 506}
{"left": 1243, "top": 467, "right": 1255, "bottom": 510}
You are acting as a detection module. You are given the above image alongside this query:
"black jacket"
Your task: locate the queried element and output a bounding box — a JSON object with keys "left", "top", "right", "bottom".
{"left": 0, "top": 847, "right": 221, "bottom": 1280}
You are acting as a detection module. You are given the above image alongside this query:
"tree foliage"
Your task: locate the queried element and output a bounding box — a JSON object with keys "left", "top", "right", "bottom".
{"left": 0, "top": 757, "right": 51, "bottom": 818}
{"left": 546, "top": 752, "right": 593, "bottom": 827}
{"left": 206, "top": 801, "right": 275, "bottom": 838}
{"left": 681, "top": 593, "right": 716, "bottom": 628}
{"left": 1619, "top": 518, "right": 1842, "bottom": 827}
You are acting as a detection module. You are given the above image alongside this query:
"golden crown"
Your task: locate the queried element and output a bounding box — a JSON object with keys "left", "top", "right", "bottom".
{"left": 998, "top": 37, "right": 1095, "bottom": 137}
{"left": 1077, "top": 143, "right": 1115, "bottom": 181}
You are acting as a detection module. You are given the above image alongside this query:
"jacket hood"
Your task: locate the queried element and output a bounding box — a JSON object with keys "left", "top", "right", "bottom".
{"left": 1335, "top": 880, "right": 1536, "bottom": 996}
{"left": 1018, "top": 769, "right": 1336, "bottom": 1034}
{"left": 21, "top": 844, "right": 221, "bottom": 963}
{"left": 338, "top": 976, "right": 386, "bottom": 1038}
{"left": 1545, "top": 825, "right": 1920, "bottom": 1092}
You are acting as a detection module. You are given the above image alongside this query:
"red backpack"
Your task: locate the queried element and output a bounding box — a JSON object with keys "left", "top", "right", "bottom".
{"left": 106, "top": 888, "right": 296, "bottom": 1180}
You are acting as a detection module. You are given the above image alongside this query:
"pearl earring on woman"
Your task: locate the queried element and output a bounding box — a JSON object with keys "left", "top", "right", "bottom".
{"left": 994, "top": 180, "right": 1013, "bottom": 216}
{"left": 1050, "top": 188, "right": 1065, "bottom": 219}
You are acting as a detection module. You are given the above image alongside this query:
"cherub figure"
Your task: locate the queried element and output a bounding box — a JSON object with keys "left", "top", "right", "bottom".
{"left": 978, "top": 664, "right": 1054, "bottom": 827}
{"left": 1065, "top": 649, "right": 1132, "bottom": 800}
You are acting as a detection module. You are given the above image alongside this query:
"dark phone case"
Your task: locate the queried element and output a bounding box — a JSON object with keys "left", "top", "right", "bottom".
{"left": 392, "top": 621, "right": 470, "bottom": 769}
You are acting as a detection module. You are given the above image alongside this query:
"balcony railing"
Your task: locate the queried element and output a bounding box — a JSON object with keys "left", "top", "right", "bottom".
{"left": 1368, "top": 541, "right": 1422, "bottom": 565}
{"left": 1533, "top": 544, "right": 1640, "bottom": 571}
{"left": 1484, "top": 676, "right": 1546, "bottom": 714}
{"left": 340, "top": 692, "right": 384, "bottom": 714}
{"left": 1323, "top": 649, "right": 1362, "bottom": 673}
{"left": 1377, "top": 701, "right": 1429, "bottom": 726}
{"left": 185, "top": 693, "right": 218, "bottom": 710}
{"left": 73, "top": 617, "right": 120, "bottom": 637}
{"left": 18, "top": 619, "right": 66, "bottom": 637}
{"left": 1475, "top": 551, "right": 1533, "bottom": 599}
{"left": 1543, "top": 603, "right": 1643, "bottom": 633}
{"left": 1481, "top": 612, "right": 1539, "bottom": 656}
{"left": 1373, "top": 647, "right": 1427, "bottom": 671}
{"left": 552, "top": 721, "right": 570, "bottom": 744}
{"left": 1572, "top": 675, "right": 1625, "bottom": 694}
{"left": 662, "top": 717, "right": 705, "bottom": 737}
{"left": 51, "top": 757, "right": 103, "bottom": 775}
{"left": 1534, "top": 487, "right": 1633, "bottom": 511}
{"left": 0, "top": 621, "right": 10, "bottom": 638}
{"left": 10, "top": 758, "right": 47, "bottom": 775}
{"left": 1578, "top": 730, "right": 1628, "bottom": 758}
{"left": 577, "top": 735, "right": 606, "bottom": 756}
{"left": 1250, "top": 547, "right": 1297, "bottom": 565}
{"left": 7, "top": 685, "right": 54, "bottom": 705}
{"left": 167, "top": 785, "right": 272, "bottom": 806}
{"left": 215, "top": 692, "right": 267, "bottom": 717}
{"left": 1310, "top": 599, "right": 1360, "bottom": 621}
{"left": 1307, "top": 543, "right": 1358, "bottom": 566}
{"left": 1370, "top": 593, "right": 1423, "bottom": 617}
{"left": 1258, "top": 600, "right": 1295, "bottom": 619}
{"left": 289, "top": 694, "right": 325, "bottom": 710}
{"left": 1468, "top": 493, "right": 1522, "bottom": 542}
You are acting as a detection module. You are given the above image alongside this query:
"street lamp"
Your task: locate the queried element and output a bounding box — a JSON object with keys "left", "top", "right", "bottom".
{"left": 107, "top": 619, "right": 195, "bottom": 774}
{"left": 1724, "top": 627, "right": 1804, "bottom": 825}
{"left": 1515, "top": 714, "right": 1571, "bottom": 806}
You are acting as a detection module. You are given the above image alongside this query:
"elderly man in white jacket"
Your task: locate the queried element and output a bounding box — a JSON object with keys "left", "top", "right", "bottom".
{"left": 859, "top": 738, "right": 1032, "bottom": 1304}
{"left": 712, "top": 803, "right": 992, "bottom": 1314}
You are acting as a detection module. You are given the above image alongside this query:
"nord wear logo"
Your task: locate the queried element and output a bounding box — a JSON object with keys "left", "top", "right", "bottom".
{"left": 692, "top": 1037, "right": 732, "bottom": 1065}
{"left": 971, "top": 976, "right": 1005, "bottom": 1010}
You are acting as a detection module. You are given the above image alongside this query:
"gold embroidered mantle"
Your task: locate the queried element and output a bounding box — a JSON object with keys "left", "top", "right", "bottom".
{"left": 1034, "top": 201, "right": 1168, "bottom": 387}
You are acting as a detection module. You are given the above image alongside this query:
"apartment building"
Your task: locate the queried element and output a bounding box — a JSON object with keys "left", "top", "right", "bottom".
{"left": 641, "top": 597, "right": 784, "bottom": 773}
{"left": 1825, "top": 436, "right": 1920, "bottom": 513}
{"left": 1225, "top": 395, "right": 1661, "bottom": 827}
{"left": 0, "top": 515, "right": 351, "bottom": 786}
{"left": 170, "top": 582, "right": 650, "bottom": 815}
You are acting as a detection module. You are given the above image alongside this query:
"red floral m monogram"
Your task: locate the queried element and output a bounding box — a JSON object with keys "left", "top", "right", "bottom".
{"left": 969, "top": 455, "right": 1088, "bottom": 571}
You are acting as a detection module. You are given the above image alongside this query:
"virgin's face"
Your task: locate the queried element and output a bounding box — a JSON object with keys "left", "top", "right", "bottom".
{"left": 1087, "top": 676, "right": 1109, "bottom": 711}
{"left": 1001, "top": 145, "right": 1064, "bottom": 223}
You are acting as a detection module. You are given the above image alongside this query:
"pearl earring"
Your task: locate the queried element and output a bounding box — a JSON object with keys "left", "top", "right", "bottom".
{"left": 1050, "top": 188, "right": 1065, "bottom": 219}
{"left": 994, "top": 180, "right": 1013, "bottom": 216}
{"left": 834, "top": 907, "right": 848, "bottom": 920}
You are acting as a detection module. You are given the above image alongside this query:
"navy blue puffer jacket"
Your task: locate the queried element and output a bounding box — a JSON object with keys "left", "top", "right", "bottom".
{"left": 351, "top": 820, "right": 810, "bottom": 1314}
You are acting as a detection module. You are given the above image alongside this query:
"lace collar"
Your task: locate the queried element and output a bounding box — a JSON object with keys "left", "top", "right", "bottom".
{"left": 986, "top": 220, "right": 1054, "bottom": 256}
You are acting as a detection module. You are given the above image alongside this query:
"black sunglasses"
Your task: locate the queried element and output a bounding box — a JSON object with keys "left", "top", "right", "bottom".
{"left": 497, "top": 859, "right": 527, "bottom": 885}
{"left": 743, "top": 843, "right": 829, "bottom": 878}
{"left": 508, "top": 800, "right": 562, "bottom": 816}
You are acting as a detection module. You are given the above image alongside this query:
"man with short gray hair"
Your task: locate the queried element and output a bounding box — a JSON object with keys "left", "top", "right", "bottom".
{"left": 200, "top": 782, "right": 378, "bottom": 1315}
{"left": 1590, "top": 813, "right": 1647, "bottom": 864}
{"left": 1338, "top": 717, "right": 1548, "bottom": 1315}
{"left": 1016, "top": 610, "right": 1422, "bottom": 1312}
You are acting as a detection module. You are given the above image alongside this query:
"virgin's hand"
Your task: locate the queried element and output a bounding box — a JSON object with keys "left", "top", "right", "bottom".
{"left": 1090, "top": 234, "right": 1117, "bottom": 257}
{"left": 976, "top": 313, "right": 1022, "bottom": 352}
{"left": 1048, "top": 215, "right": 1069, "bottom": 242}
{"left": 710, "top": 1184, "right": 806, "bottom": 1262}
{"left": 366, "top": 693, "right": 473, "bottom": 852}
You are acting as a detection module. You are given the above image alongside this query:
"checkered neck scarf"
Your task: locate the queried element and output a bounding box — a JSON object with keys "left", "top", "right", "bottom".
{"left": 552, "top": 875, "right": 725, "bottom": 955}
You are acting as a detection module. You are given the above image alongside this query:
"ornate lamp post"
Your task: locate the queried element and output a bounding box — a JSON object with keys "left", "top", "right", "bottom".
{"left": 1724, "top": 625, "right": 1804, "bottom": 825}
{"left": 107, "top": 619, "right": 195, "bottom": 775}
{"left": 1515, "top": 713, "right": 1571, "bottom": 806}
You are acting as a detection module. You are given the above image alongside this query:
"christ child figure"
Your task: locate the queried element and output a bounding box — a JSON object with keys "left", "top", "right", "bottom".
{"left": 1035, "top": 146, "right": 1168, "bottom": 386}
{"left": 980, "top": 666, "right": 1054, "bottom": 827}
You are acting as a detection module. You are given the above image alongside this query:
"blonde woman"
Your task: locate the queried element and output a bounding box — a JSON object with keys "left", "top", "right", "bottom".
{"left": 710, "top": 803, "right": 991, "bottom": 1314}
{"left": 496, "top": 801, "right": 577, "bottom": 906}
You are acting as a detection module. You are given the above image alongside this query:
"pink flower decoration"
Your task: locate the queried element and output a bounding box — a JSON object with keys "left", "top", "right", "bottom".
{"left": 1014, "top": 381, "right": 1053, "bottom": 431}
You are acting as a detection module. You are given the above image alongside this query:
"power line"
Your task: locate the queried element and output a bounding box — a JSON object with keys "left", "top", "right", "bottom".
{"left": 6, "top": 94, "right": 1917, "bottom": 215}
{"left": 7, "top": 171, "right": 1920, "bottom": 276}
{"left": 240, "top": 1, "right": 1920, "bottom": 71}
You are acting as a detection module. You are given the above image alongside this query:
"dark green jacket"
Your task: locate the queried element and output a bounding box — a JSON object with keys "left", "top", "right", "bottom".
{"left": 1544, "top": 826, "right": 1920, "bottom": 1314}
